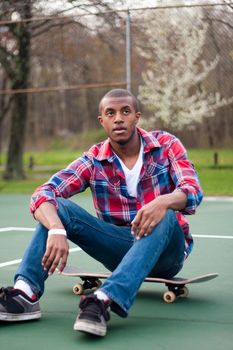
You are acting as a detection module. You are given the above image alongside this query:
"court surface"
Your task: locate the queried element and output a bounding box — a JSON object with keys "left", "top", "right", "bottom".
{"left": 0, "top": 194, "right": 233, "bottom": 350}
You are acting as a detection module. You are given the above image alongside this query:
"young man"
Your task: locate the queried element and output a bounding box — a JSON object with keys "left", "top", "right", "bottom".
{"left": 0, "top": 89, "right": 203, "bottom": 336}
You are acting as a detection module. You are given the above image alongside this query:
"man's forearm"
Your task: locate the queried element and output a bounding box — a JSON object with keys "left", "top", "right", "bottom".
{"left": 34, "top": 202, "right": 69, "bottom": 275}
{"left": 34, "top": 202, "right": 65, "bottom": 230}
{"left": 131, "top": 190, "right": 187, "bottom": 239}
{"left": 158, "top": 190, "right": 187, "bottom": 211}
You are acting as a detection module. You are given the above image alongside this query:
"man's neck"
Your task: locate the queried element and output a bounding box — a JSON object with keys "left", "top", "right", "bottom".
{"left": 111, "top": 133, "right": 141, "bottom": 169}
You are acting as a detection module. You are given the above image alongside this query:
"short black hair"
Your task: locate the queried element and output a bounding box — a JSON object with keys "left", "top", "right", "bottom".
{"left": 99, "top": 89, "right": 140, "bottom": 113}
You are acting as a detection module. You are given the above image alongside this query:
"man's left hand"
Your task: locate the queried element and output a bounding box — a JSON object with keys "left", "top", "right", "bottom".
{"left": 131, "top": 197, "right": 168, "bottom": 240}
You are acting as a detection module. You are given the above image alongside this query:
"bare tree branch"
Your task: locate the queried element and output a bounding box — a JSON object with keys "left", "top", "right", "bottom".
{"left": 0, "top": 46, "right": 15, "bottom": 79}
{"left": 32, "top": 19, "right": 78, "bottom": 37}
{"left": 223, "top": 0, "right": 233, "bottom": 10}
{"left": 204, "top": 16, "right": 233, "bottom": 30}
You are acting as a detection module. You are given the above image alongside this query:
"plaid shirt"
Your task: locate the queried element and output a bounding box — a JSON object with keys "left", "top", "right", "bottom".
{"left": 30, "top": 128, "right": 203, "bottom": 256}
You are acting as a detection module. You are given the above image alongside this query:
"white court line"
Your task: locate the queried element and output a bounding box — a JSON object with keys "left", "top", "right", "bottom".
{"left": 1, "top": 227, "right": 232, "bottom": 239}
{"left": 204, "top": 196, "right": 233, "bottom": 202}
{"left": 0, "top": 227, "right": 233, "bottom": 239}
{"left": 0, "top": 247, "right": 82, "bottom": 269}
{"left": 0, "top": 227, "right": 34, "bottom": 232}
{"left": 0, "top": 228, "right": 232, "bottom": 269}
{"left": 0, "top": 259, "right": 22, "bottom": 268}
{"left": 193, "top": 234, "right": 233, "bottom": 239}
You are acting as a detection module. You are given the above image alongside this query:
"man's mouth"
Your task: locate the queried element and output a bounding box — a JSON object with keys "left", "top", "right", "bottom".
{"left": 113, "top": 127, "right": 127, "bottom": 134}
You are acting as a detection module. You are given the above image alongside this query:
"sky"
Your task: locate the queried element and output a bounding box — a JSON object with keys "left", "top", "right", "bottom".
{"left": 39, "top": 0, "right": 226, "bottom": 15}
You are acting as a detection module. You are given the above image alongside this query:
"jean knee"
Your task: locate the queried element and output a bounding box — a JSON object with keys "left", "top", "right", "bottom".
{"left": 164, "top": 208, "right": 180, "bottom": 229}
{"left": 165, "top": 208, "right": 176, "bottom": 220}
{"left": 57, "top": 197, "right": 84, "bottom": 214}
{"left": 56, "top": 198, "right": 76, "bottom": 228}
{"left": 57, "top": 197, "right": 70, "bottom": 209}
{"left": 56, "top": 197, "right": 93, "bottom": 234}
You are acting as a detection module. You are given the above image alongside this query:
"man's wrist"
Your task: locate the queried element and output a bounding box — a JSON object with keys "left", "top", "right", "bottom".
{"left": 156, "top": 192, "right": 187, "bottom": 210}
{"left": 159, "top": 192, "right": 187, "bottom": 211}
{"left": 48, "top": 228, "right": 67, "bottom": 236}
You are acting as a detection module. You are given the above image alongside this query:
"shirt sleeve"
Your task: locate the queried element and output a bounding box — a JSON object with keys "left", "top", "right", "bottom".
{"left": 30, "top": 155, "right": 93, "bottom": 215}
{"left": 168, "top": 137, "right": 203, "bottom": 215}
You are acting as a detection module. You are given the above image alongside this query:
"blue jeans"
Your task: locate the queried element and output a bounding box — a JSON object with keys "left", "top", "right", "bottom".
{"left": 15, "top": 198, "right": 185, "bottom": 317}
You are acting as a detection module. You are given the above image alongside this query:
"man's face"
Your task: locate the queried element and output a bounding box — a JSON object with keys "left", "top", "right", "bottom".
{"left": 98, "top": 96, "right": 141, "bottom": 146}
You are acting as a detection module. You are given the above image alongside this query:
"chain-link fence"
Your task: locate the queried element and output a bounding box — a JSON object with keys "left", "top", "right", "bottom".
{"left": 0, "top": 1, "right": 233, "bottom": 152}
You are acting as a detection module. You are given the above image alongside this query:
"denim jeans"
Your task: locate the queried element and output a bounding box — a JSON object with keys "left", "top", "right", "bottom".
{"left": 15, "top": 198, "right": 185, "bottom": 317}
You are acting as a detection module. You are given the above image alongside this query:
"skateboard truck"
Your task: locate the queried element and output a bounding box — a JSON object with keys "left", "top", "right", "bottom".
{"left": 73, "top": 277, "right": 102, "bottom": 295}
{"left": 164, "top": 283, "right": 189, "bottom": 303}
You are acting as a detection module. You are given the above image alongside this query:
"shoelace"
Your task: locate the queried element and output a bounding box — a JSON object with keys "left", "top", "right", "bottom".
{"left": 0, "top": 287, "right": 14, "bottom": 301}
{"left": 80, "top": 296, "right": 110, "bottom": 321}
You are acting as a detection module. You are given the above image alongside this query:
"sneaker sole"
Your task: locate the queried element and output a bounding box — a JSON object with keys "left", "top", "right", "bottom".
{"left": 0, "top": 311, "right": 41, "bottom": 322}
{"left": 74, "top": 320, "right": 106, "bottom": 337}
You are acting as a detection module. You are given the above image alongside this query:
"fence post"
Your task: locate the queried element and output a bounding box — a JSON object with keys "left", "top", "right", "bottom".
{"left": 126, "top": 9, "right": 131, "bottom": 91}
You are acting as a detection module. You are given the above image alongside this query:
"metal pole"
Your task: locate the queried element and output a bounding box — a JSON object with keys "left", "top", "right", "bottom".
{"left": 126, "top": 9, "right": 131, "bottom": 91}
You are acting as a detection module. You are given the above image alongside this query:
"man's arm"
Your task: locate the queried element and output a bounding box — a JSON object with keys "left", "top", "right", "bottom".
{"left": 30, "top": 155, "right": 92, "bottom": 216}
{"left": 131, "top": 191, "right": 187, "bottom": 240}
{"left": 34, "top": 202, "right": 69, "bottom": 275}
{"left": 30, "top": 156, "right": 93, "bottom": 275}
{"left": 34, "top": 201, "right": 64, "bottom": 230}
{"left": 131, "top": 135, "right": 202, "bottom": 240}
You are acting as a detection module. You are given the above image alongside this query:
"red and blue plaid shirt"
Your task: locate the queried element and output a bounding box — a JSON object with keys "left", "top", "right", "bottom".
{"left": 30, "top": 128, "right": 203, "bottom": 256}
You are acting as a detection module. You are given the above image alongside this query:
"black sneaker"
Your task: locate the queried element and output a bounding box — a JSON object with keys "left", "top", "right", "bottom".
{"left": 74, "top": 294, "right": 111, "bottom": 336}
{"left": 0, "top": 287, "right": 41, "bottom": 322}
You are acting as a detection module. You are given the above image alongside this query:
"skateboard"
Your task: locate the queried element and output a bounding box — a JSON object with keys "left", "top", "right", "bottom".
{"left": 60, "top": 265, "right": 219, "bottom": 303}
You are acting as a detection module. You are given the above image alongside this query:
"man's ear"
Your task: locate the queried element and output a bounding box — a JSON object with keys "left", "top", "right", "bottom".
{"left": 97, "top": 115, "right": 103, "bottom": 126}
{"left": 135, "top": 112, "right": 141, "bottom": 124}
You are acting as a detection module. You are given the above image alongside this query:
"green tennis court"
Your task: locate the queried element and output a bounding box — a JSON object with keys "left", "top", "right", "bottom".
{"left": 0, "top": 194, "right": 233, "bottom": 350}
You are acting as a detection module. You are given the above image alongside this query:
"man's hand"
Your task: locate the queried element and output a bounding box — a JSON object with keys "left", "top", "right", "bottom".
{"left": 131, "top": 192, "right": 187, "bottom": 240}
{"left": 131, "top": 197, "right": 168, "bottom": 240}
{"left": 34, "top": 202, "right": 69, "bottom": 274}
{"left": 42, "top": 234, "right": 69, "bottom": 275}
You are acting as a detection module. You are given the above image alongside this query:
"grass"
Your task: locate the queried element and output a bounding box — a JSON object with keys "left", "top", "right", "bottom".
{"left": 188, "top": 149, "right": 233, "bottom": 196}
{"left": 1, "top": 150, "right": 82, "bottom": 168}
{"left": 0, "top": 149, "right": 233, "bottom": 195}
{"left": 196, "top": 168, "right": 233, "bottom": 196}
{"left": 188, "top": 149, "right": 233, "bottom": 168}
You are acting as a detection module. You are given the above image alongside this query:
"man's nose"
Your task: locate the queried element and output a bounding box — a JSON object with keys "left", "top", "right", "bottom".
{"left": 114, "top": 112, "right": 123, "bottom": 123}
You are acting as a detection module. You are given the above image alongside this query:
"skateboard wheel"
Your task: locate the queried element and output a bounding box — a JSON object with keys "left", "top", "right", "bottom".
{"left": 180, "top": 286, "right": 189, "bottom": 298}
{"left": 73, "top": 283, "right": 84, "bottom": 295}
{"left": 163, "top": 291, "right": 176, "bottom": 303}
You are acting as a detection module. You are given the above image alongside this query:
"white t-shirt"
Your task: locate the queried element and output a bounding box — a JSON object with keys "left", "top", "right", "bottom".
{"left": 115, "top": 140, "right": 143, "bottom": 198}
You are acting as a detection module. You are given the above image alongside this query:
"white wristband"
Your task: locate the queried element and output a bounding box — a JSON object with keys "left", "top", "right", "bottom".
{"left": 48, "top": 228, "right": 67, "bottom": 236}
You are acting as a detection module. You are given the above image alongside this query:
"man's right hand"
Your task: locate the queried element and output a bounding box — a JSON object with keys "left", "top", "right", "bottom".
{"left": 42, "top": 234, "right": 69, "bottom": 275}
{"left": 34, "top": 202, "right": 70, "bottom": 274}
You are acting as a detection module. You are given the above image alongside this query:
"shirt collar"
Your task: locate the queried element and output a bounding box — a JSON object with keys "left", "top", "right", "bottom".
{"left": 94, "top": 127, "right": 161, "bottom": 161}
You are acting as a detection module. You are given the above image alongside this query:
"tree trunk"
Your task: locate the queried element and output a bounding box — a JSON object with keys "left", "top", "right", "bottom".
{"left": 4, "top": 93, "right": 28, "bottom": 179}
{"left": 3, "top": 1, "right": 31, "bottom": 180}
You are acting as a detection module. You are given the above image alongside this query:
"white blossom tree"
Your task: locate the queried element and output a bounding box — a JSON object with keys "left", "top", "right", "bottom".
{"left": 138, "top": 9, "right": 233, "bottom": 130}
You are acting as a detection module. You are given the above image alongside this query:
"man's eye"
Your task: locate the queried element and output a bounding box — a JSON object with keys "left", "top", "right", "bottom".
{"left": 123, "top": 109, "right": 130, "bottom": 115}
{"left": 106, "top": 111, "right": 114, "bottom": 117}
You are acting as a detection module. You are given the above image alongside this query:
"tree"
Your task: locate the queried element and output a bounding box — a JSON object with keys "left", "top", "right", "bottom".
{"left": 0, "top": 1, "right": 31, "bottom": 179}
{"left": 0, "top": 0, "right": 123, "bottom": 179}
{"left": 138, "top": 8, "right": 233, "bottom": 131}
{"left": 201, "top": 2, "right": 233, "bottom": 146}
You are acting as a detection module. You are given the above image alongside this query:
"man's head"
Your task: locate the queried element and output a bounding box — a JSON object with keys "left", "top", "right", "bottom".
{"left": 98, "top": 89, "right": 140, "bottom": 114}
{"left": 98, "top": 89, "right": 141, "bottom": 146}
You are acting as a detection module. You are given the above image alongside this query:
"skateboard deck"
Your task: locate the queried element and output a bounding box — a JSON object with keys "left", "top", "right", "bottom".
{"left": 60, "top": 265, "right": 219, "bottom": 303}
